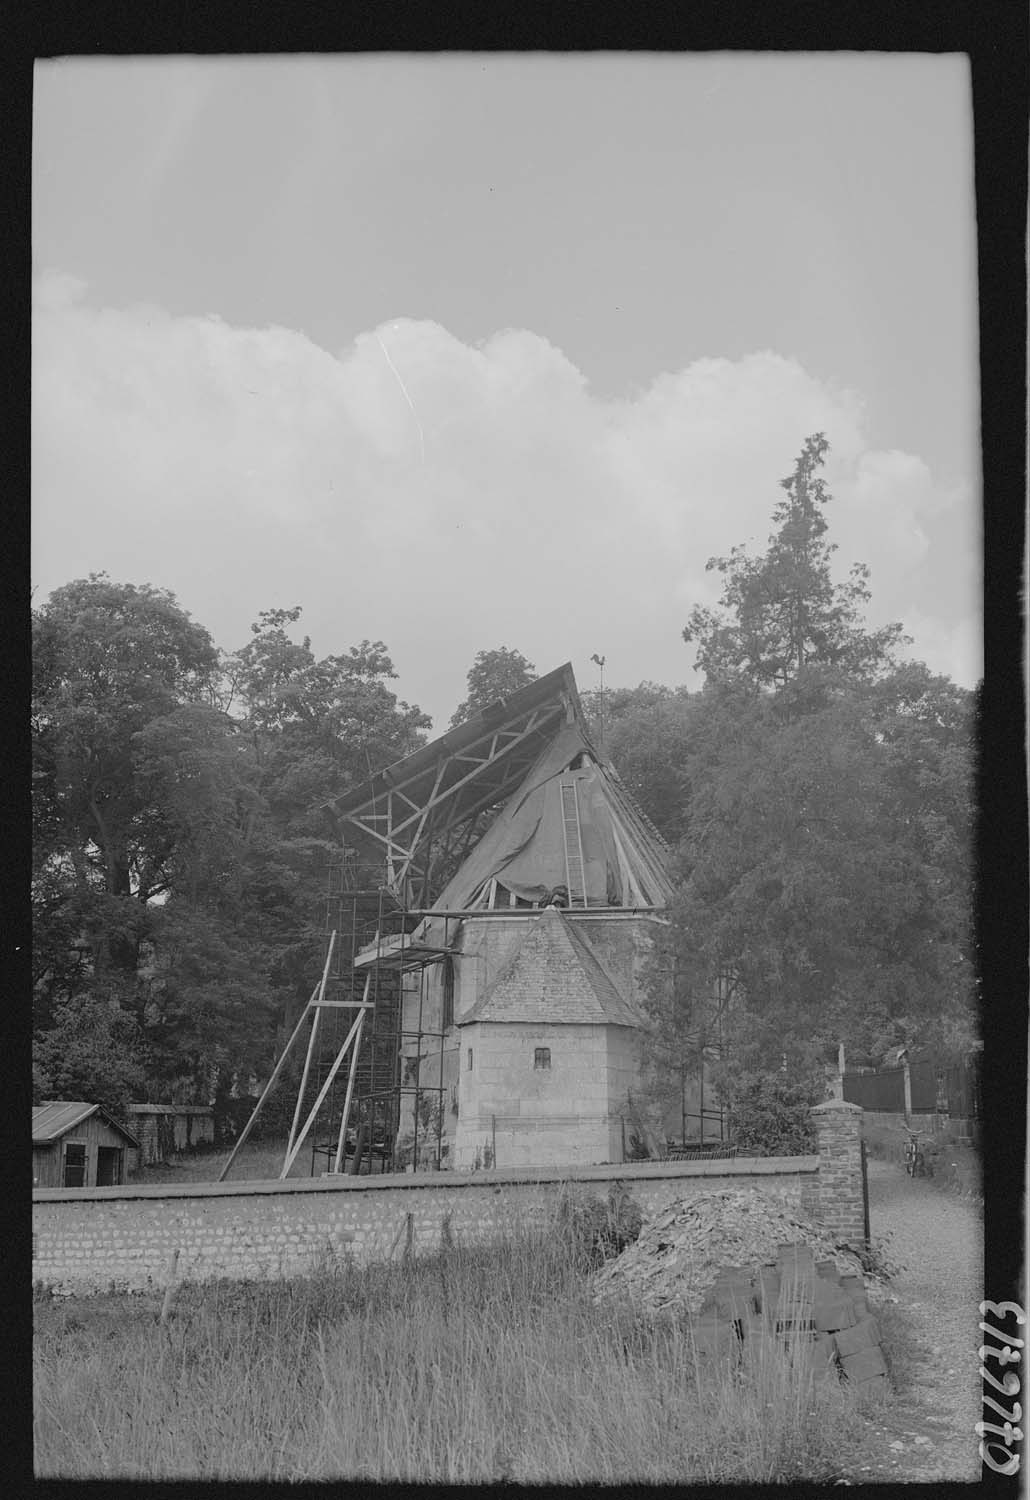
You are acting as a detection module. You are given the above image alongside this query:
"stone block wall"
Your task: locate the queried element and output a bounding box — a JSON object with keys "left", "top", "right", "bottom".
{"left": 34, "top": 1157, "right": 822, "bottom": 1297}
{"left": 32, "top": 1104, "right": 866, "bottom": 1298}
{"left": 454, "top": 1019, "right": 623, "bottom": 1168}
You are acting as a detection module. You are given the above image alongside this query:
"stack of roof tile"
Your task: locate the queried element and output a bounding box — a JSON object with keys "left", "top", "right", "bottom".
{"left": 593, "top": 1192, "right": 891, "bottom": 1394}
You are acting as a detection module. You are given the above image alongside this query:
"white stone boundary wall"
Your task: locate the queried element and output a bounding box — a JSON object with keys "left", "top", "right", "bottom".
{"left": 33, "top": 1106, "right": 863, "bottom": 1297}
{"left": 33, "top": 1151, "right": 849, "bottom": 1298}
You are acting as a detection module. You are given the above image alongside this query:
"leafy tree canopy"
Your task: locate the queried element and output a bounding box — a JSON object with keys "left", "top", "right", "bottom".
{"left": 682, "top": 434, "right": 909, "bottom": 693}
{"left": 449, "top": 647, "right": 537, "bottom": 727}
{"left": 32, "top": 990, "right": 148, "bottom": 1120}
{"left": 649, "top": 674, "right": 974, "bottom": 1075}
{"left": 32, "top": 575, "right": 226, "bottom": 979}
{"left": 32, "top": 581, "right": 429, "bottom": 1110}
{"left": 645, "top": 437, "right": 976, "bottom": 1113}
{"left": 579, "top": 681, "right": 699, "bottom": 845}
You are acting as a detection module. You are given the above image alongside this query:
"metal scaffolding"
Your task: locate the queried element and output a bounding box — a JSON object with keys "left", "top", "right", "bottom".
{"left": 218, "top": 856, "right": 455, "bottom": 1180}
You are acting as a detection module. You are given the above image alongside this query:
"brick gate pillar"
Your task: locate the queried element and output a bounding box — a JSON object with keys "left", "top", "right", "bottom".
{"left": 809, "top": 1099, "right": 866, "bottom": 1248}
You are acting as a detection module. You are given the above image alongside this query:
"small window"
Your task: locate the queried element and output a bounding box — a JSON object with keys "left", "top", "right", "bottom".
{"left": 63, "top": 1141, "right": 87, "bottom": 1188}
{"left": 534, "top": 1047, "right": 551, "bottom": 1070}
{"left": 467, "top": 1048, "right": 473, "bottom": 1070}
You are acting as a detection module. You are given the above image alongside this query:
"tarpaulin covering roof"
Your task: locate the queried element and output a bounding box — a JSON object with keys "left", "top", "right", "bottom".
{"left": 459, "top": 905, "right": 647, "bottom": 1028}
{"left": 429, "top": 721, "right": 675, "bottom": 914}
{"left": 32, "top": 1101, "right": 139, "bottom": 1146}
{"left": 319, "top": 659, "right": 674, "bottom": 913}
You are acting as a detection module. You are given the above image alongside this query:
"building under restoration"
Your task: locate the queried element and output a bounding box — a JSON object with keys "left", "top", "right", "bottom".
{"left": 334, "top": 662, "right": 676, "bottom": 1169}
{"left": 221, "top": 662, "right": 683, "bottom": 1181}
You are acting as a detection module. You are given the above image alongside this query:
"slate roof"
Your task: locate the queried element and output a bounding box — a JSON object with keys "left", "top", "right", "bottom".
{"left": 32, "top": 1100, "right": 140, "bottom": 1146}
{"left": 458, "top": 905, "right": 647, "bottom": 1028}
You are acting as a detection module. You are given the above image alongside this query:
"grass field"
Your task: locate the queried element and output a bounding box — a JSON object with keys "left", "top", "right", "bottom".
{"left": 129, "top": 1135, "right": 397, "bottom": 1185}
{"left": 130, "top": 1138, "right": 312, "bottom": 1185}
{"left": 34, "top": 1217, "right": 880, "bottom": 1484}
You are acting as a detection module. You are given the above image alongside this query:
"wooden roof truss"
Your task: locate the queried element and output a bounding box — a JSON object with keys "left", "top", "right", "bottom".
{"left": 330, "top": 684, "right": 575, "bottom": 905}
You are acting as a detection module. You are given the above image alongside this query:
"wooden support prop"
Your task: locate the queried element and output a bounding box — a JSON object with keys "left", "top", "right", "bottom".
{"left": 216, "top": 981, "right": 321, "bottom": 1182}
{"left": 280, "top": 1007, "right": 365, "bottom": 1179}
{"left": 286, "top": 933, "right": 336, "bottom": 1160}
{"left": 286, "top": 1009, "right": 321, "bottom": 1160}
{"left": 332, "top": 974, "right": 372, "bottom": 1173}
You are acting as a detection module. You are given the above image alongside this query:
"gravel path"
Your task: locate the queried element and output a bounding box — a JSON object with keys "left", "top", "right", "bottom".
{"left": 847, "top": 1158, "right": 984, "bottom": 1483}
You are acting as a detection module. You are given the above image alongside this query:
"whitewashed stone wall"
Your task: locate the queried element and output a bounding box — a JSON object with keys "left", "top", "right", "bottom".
{"left": 453, "top": 1020, "right": 645, "bottom": 1169}
{"left": 32, "top": 1155, "right": 827, "bottom": 1298}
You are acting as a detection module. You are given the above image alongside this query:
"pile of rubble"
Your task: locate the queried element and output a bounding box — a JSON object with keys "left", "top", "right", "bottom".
{"left": 593, "top": 1189, "right": 867, "bottom": 1318}
{"left": 593, "top": 1190, "right": 889, "bottom": 1393}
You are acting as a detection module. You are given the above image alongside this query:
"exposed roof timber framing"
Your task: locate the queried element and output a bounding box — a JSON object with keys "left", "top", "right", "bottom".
{"left": 315, "top": 663, "right": 607, "bottom": 902}
{"left": 385, "top": 704, "right": 555, "bottom": 840}
{"left": 337, "top": 701, "right": 572, "bottom": 898}
{"left": 399, "top": 757, "right": 449, "bottom": 868}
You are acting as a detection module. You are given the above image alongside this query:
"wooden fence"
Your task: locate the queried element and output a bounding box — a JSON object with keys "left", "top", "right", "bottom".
{"left": 842, "top": 1053, "right": 981, "bottom": 1122}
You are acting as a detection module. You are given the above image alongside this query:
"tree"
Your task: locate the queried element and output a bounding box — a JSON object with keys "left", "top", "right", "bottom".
{"left": 649, "top": 673, "right": 975, "bottom": 1081}
{"left": 31, "top": 576, "right": 263, "bottom": 1101}
{"left": 32, "top": 575, "right": 224, "bottom": 991}
{"left": 449, "top": 647, "right": 537, "bottom": 727}
{"left": 725, "top": 1073, "right": 820, "bottom": 1157}
{"left": 33, "top": 991, "right": 148, "bottom": 1119}
{"left": 581, "top": 681, "right": 699, "bottom": 844}
{"left": 682, "top": 434, "right": 908, "bottom": 693}
{"left": 33, "top": 582, "right": 431, "bottom": 1109}
{"left": 215, "top": 610, "right": 431, "bottom": 1029}
{"left": 646, "top": 439, "right": 976, "bottom": 1112}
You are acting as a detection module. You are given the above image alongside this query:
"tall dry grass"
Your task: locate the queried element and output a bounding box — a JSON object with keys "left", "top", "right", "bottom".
{"left": 34, "top": 1219, "right": 868, "bottom": 1483}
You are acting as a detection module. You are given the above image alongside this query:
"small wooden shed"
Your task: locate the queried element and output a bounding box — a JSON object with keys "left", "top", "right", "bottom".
{"left": 32, "top": 1101, "right": 140, "bottom": 1188}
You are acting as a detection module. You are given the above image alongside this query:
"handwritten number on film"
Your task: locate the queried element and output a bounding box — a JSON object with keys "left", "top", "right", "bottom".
{"left": 978, "top": 1301, "right": 1026, "bottom": 1475}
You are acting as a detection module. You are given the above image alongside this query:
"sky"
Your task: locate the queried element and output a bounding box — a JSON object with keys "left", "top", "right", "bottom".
{"left": 32, "top": 54, "right": 981, "bottom": 730}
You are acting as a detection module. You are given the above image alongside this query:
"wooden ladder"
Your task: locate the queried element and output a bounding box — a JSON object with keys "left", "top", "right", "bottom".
{"left": 560, "top": 777, "right": 588, "bottom": 908}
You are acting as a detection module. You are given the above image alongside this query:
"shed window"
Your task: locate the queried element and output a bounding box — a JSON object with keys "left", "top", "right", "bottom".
{"left": 467, "top": 1048, "right": 474, "bottom": 1070}
{"left": 63, "top": 1141, "right": 87, "bottom": 1187}
{"left": 534, "top": 1047, "right": 552, "bottom": 1070}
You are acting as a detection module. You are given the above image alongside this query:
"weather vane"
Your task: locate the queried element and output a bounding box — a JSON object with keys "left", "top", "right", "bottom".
{"left": 590, "top": 654, "right": 606, "bottom": 748}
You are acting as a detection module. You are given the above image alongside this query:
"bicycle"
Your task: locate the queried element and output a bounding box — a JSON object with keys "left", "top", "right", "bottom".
{"left": 895, "top": 1125, "right": 933, "bottom": 1178}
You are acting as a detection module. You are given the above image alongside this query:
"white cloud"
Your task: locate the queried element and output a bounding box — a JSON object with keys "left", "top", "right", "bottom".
{"left": 31, "top": 276, "right": 982, "bottom": 724}
{"left": 33, "top": 267, "right": 87, "bottom": 311}
{"left": 896, "top": 607, "right": 983, "bottom": 688}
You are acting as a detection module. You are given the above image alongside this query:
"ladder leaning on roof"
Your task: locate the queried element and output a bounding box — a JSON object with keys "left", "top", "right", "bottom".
{"left": 560, "top": 776, "right": 588, "bottom": 908}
